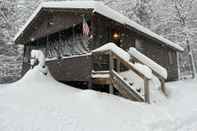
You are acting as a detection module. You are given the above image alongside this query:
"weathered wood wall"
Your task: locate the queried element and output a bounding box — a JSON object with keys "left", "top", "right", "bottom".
{"left": 47, "top": 55, "right": 92, "bottom": 82}
{"left": 22, "top": 54, "right": 92, "bottom": 82}
{"left": 17, "top": 9, "right": 92, "bottom": 44}
{"left": 92, "top": 13, "right": 178, "bottom": 80}
{"left": 21, "top": 10, "right": 179, "bottom": 81}
{"left": 135, "top": 36, "right": 178, "bottom": 81}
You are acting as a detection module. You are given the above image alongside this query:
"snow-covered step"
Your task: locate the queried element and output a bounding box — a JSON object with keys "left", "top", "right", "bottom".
{"left": 91, "top": 70, "right": 144, "bottom": 102}
{"left": 111, "top": 70, "right": 144, "bottom": 102}
{"left": 91, "top": 70, "right": 111, "bottom": 85}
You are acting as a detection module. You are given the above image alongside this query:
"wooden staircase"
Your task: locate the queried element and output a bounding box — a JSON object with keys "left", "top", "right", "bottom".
{"left": 111, "top": 70, "right": 144, "bottom": 102}
{"left": 92, "top": 50, "right": 152, "bottom": 103}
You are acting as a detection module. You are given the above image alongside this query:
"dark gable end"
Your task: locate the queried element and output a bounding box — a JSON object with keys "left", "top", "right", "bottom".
{"left": 15, "top": 9, "right": 93, "bottom": 44}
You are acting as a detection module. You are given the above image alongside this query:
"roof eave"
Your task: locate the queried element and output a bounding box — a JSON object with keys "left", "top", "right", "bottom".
{"left": 13, "top": 1, "right": 98, "bottom": 43}
{"left": 14, "top": 4, "right": 43, "bottom": 43}
{"left": 13, "top": 1, "right": 184, "bottom": 52}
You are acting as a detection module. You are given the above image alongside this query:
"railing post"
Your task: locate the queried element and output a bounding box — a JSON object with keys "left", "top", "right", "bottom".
{"left": 117, "top": 59, "right": 120, "bottom": 73}
{"left": 109, "top": 51, "right": 114, "bottom": 94}
{"left": 88, "top": 54, "right": 93, "bottom": 89}
{"left": 160, "top": 78, "right": 167, "bottom": 96}
{"left": 144, "top": 78, "right": 150, "bottom": 104}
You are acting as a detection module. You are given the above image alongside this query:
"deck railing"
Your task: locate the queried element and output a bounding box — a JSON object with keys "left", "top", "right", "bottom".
{"left": 92, "top": 50, "right": 151, "bottom": 103}
{"left": 109, "top": 51, "right": 151, "bottom": 103}
{"left": 128, "top": 48, "right": 167, "bottom": 95}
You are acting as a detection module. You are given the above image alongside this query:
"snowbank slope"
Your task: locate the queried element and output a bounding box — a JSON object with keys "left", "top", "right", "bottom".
{"left": 0, "top": 67, "right": 197, "bottom": 131}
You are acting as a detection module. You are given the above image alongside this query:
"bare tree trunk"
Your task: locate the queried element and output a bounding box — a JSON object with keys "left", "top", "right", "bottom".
{"left": 174, "top": 0, "right": 196, "bottom": 79}
{"left": 177, "top": 52, "right": 181, "bottom": 80}
{"left": 0, "top": 11, "right": 12, "bottom": 38}
{"left": 187, "top": 38, "right": 196, "bottom": 78}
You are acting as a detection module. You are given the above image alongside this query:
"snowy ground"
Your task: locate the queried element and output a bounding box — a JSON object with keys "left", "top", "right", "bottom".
{"left": 0, "top": 67, "right": 197, "bottom": 131}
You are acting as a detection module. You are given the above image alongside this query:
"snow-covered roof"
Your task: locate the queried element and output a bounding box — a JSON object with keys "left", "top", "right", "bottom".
{"left": 14, "top": 1, "right": 184, "bottom": 51}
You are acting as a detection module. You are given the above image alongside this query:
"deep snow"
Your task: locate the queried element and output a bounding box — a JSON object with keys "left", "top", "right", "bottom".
{"left": 0, "top": 67, "right": 197, "bottom": 131}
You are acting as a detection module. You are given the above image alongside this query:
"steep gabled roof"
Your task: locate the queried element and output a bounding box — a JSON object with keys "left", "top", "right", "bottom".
{"left": 14, "top": 1, "right": 184, "bottom": 51}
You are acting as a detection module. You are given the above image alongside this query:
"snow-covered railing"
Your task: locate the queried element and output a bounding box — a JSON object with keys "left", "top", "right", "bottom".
{"left": 109, "top": 51, "right": 151, "bottom": 103}
{"left": 128, "top": 48, "right": 168, "bottom": 95}
{"left": 92, "top": 43, "right": 152, "bottom": 103}
{"left": 128, "top": 48, "right": 167, "bottom": 79}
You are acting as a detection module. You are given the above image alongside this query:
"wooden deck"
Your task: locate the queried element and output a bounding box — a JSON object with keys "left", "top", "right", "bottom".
{"left": 23, "top": 45, "right": 167, "bottom": 104}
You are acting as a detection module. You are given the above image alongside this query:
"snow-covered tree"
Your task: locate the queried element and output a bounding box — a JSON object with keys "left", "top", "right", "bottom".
{"left": 0, "top": 0, "right": 16, "bottom": 43}
{"left": 105, "top": 0, "right": 154, "bottom": 27}
{"left": 152, "top": 0, "right": 197, "bottom": 79}
{"left": 13, "top": 0, "right": 42, "bottom": 36}
{"left": 132, "top": 0, "right": 154, "bottom": 28}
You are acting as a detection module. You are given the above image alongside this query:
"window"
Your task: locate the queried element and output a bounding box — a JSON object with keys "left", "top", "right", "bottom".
{"left": 168, "top": 51, "right": 173, "bottom": 64}
{"left": 135, "top": 39, "right": 143, "bottom": 53}
{"left": 23, "top": 44, "right": 31, "bottom": 63}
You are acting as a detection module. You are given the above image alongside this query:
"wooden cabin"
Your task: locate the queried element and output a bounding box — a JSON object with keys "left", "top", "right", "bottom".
{"left": 14, "top": 1, "right": 183, "bottom": 89}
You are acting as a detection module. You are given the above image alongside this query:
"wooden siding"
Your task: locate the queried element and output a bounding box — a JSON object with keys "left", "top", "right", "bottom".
{"left": 92, "top": 14, "right": 178, "bottom": 80}
{"left": 17, "top": 10, "right": 92, "bottom": 44}
{"left": 137, "top": 37, "right": 179, "bottom": 81}
{"left": 22, "top": 55, "right": 92, "bottom": 82}
{"left": 124, "top": 25, "right": 178, "bottom": 80}
{"left": 21, "top": 11, "right": 179, "bottom": 81}
{"left": 47, "top": 55, "right": 92, "bottom": 82}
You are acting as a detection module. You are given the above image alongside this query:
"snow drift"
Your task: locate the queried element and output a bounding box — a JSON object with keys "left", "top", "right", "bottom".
{"left": 0, "top": 64, "right": 197, "bottom": 130}
{"left": 0, "top": 49, "right": 197, "bottom": 130}
{"left": 0, "top": 66, "right": 172, "bottom": 131}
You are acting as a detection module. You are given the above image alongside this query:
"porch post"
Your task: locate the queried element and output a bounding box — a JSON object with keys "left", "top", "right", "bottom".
{"left": 144, "top": 78, "right": 150, "bottom": 104}
{"left": 109, "top": 51, "right": 114, "bottom": 94}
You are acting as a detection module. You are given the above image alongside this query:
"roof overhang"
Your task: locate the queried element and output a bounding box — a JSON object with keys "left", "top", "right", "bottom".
{"left": 14, "top": 1, "right": 184, "bottom": 52}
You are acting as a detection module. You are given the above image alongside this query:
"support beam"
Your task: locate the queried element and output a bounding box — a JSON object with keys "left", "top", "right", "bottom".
{"left": 177, "top": 52, "right": 181, "bottom": 80}
{"left": 109, "top": 51, "right": 114, "bottom": 94}
{"left": 160, "top": 78, "right": 167, "bottom": 96}
{"left": 109, "top": 84, "right": 114, "bottom": 94}
{"left": 144, "top": 78, "right": 150, "bottom": 104}
{"left": 117, "top": 59, "right": 120, "bottom": 73}
{"left": 88, "top": 79, "right": 92, "bottom": 89}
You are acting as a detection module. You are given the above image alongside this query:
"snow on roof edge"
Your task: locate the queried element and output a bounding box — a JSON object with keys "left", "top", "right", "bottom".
{"left": 13, "top": 3, "right": 43, "bottom": 42}
{"left": 13, "top": 1, "right": 98, "bottom": 42}
{"left": 42, "top": 1, "right": 99, "bottom": 9}
{"left": 126, "top": 21, "right": 184, "bottom": 52}
{"left": 93, "top": 3, "right": 184, "bottom": 52}
{"left": 14, "top": 1, "right": 184, "bottom": 52}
